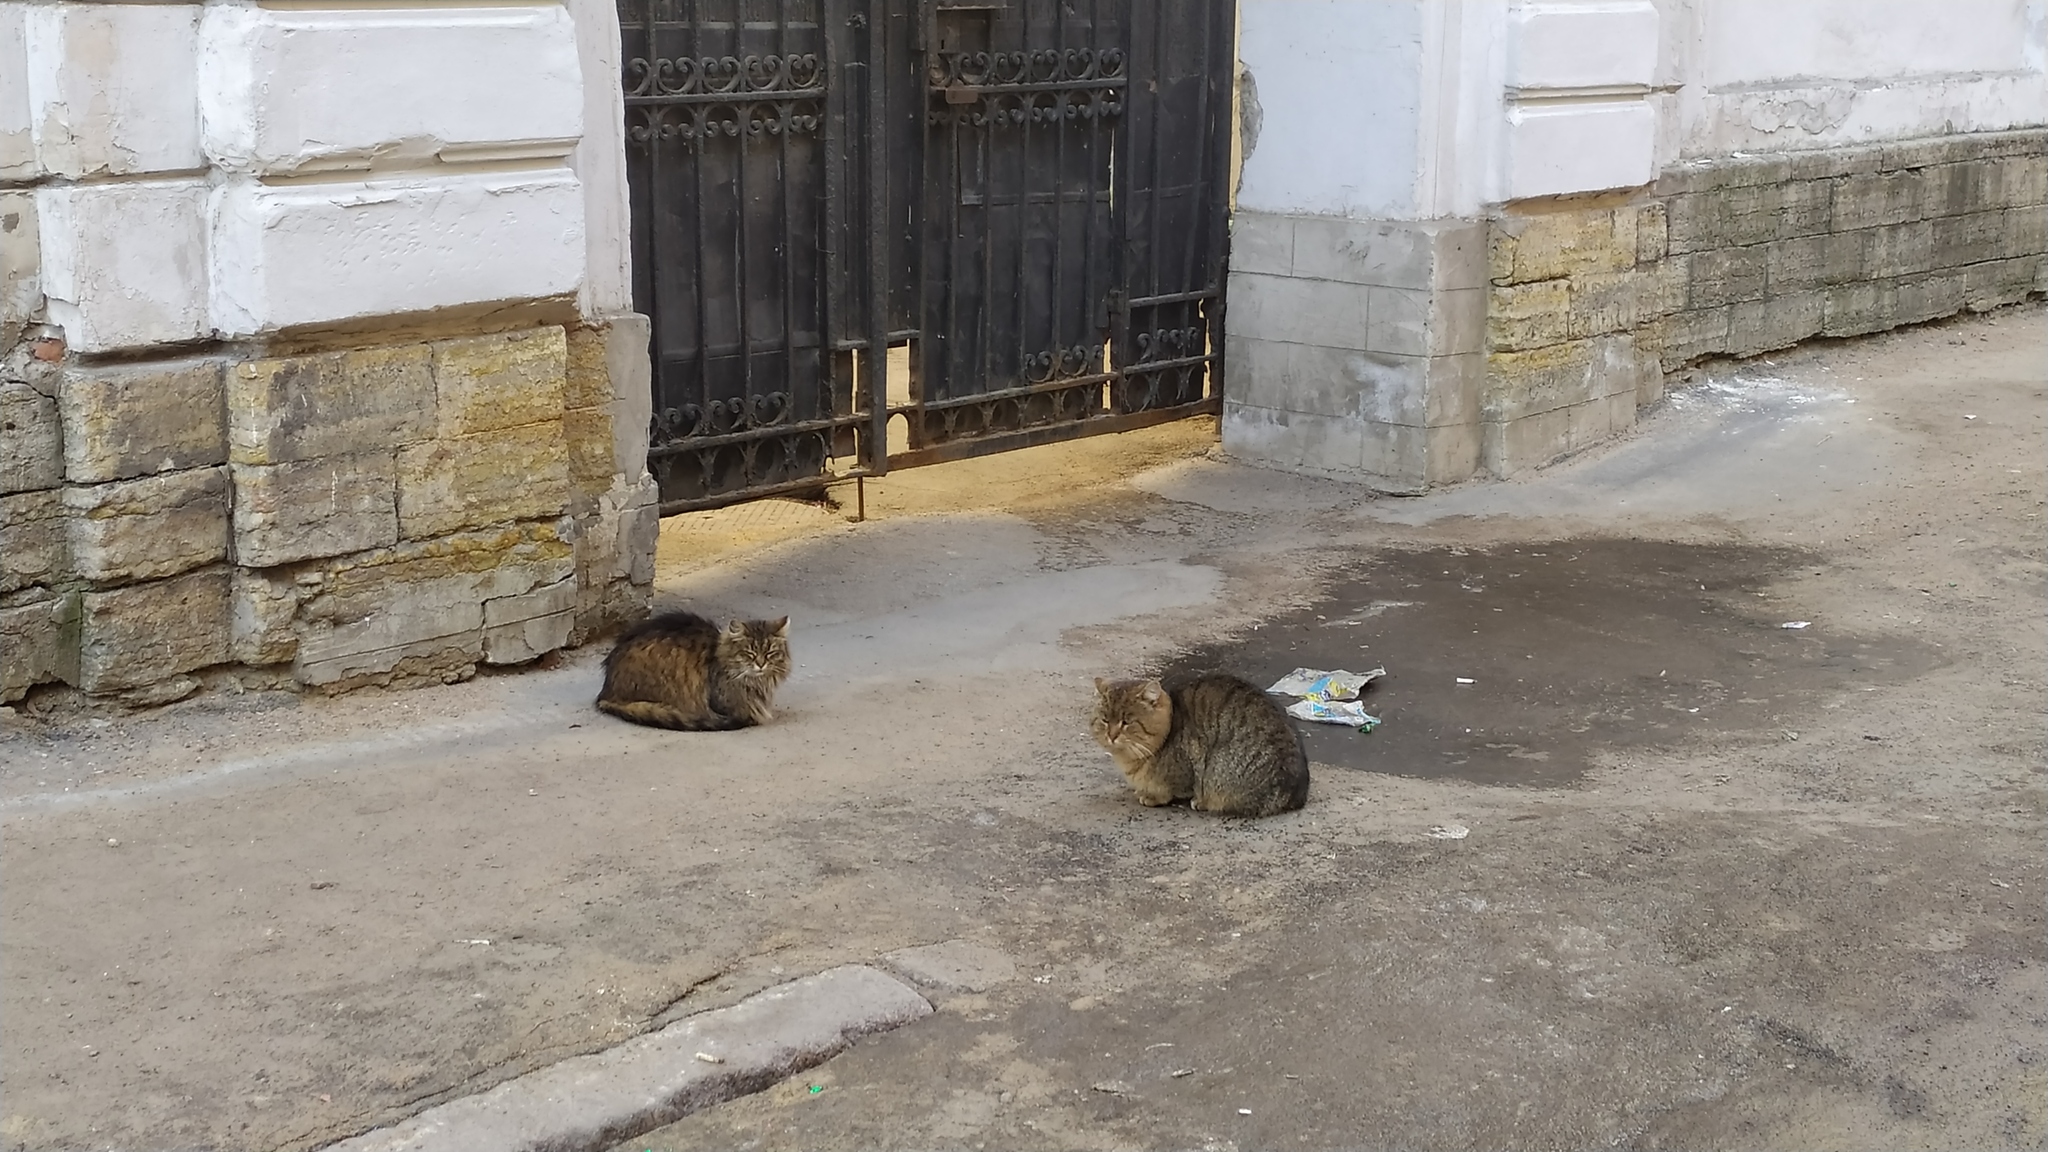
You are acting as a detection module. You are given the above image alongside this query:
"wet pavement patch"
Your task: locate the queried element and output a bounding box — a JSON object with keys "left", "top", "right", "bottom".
{"left": 1167, "top": 539, "right": 1943, "bottom": 787}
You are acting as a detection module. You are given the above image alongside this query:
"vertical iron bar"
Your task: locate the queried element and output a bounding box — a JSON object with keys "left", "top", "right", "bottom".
{"left": 1142, "top": 0, "right": 1165, "bottom": 402}
{"left": 945, "top": 99, "right": 963, "bottom": 412}
{"left": 1208, "top": 0, "right": 1232, "bottom": 401}
{"left": 821, "top": 0, "right": 843, "bottom": 445}
{"left": 979, "top": 93, "right": 995, "bottom": 395}
{"left": 1014, "top": 27, "right": 1031, "bottom": 387}
{"left": 689, "top": 0, "right": 712, "bottom": 455}
{"left": 1050, "top": 0, "right": 1065, "bottom": 386}
{"left": 778, "top": 0, "right": 799, "bottom": 426}
{"left": 864, "top": 0, "right": 890, "bottom": 473}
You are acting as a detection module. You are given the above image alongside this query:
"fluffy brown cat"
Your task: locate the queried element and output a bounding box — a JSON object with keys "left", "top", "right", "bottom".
{"left": 595, "top": 611, "right": 791, "bottom": 730}
{"left": 1091, "top": 673, "right": 1310, "bottom": 817}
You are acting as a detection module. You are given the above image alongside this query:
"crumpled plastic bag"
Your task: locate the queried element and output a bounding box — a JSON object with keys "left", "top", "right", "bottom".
{"left": 1266, "top": 667, "right": 1385, "bottom": 702}
{"left": 1267, "top": 667, "right": 1386, "bottom": 731}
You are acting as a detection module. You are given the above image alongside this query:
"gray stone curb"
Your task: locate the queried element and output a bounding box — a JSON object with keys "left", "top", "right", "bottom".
{"left": 322, "top": 964, "right": 932, "bottom": 1152}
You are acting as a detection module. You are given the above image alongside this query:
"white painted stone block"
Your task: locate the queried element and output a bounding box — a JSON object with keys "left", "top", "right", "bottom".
{"left": 210, "top": 170, "right": 586, "bottom": 335}
{"left": 25, "top": 3, "right": 203, "bottom": 178}
{"left": 200, "top": 6, "right": 582, "bottom": 177}
{"left": 1508, "top": 2, "right": 1659, "bottom": 91}
{"left": 1504, "top": 102, "right": 1657, "bottom": 199}
{"left": 0, "top": 4, "right": 32, "bottom": 180}
{"left": 38, "top": 179, "right": 210, "bottom": 353}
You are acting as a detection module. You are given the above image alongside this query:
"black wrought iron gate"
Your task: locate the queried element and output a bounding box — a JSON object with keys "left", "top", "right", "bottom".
{"left": 622, "top": 0, "right": 1232, "bottom": 512}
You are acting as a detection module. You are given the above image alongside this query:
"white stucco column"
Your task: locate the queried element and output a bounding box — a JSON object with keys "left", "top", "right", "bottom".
{"left": 1223, "top": 0, "right": 1501, "bottom": 492}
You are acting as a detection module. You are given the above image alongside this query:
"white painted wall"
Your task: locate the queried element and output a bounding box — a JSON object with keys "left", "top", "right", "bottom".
{"left": 1237, "top": 0, "right": 2046, "bottom": 221}
{"left": 7, "top": 0, "right": 631, "bottom": 354}
{"left": 1235, "top": 0, "right": 1427, "bottom": 219}
{"left": 1667, "top": 0, "right": 2048, "bottom": 158}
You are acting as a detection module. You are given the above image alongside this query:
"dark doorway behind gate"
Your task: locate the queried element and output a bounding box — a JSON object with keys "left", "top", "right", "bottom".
{"left": 622, "top": 0, "right": 1234, "bottom": 512}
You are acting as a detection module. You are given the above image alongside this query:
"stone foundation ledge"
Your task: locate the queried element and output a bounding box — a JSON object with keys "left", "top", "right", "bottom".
{"left": 1, "top": 317, "right": 657, "bottom": 706}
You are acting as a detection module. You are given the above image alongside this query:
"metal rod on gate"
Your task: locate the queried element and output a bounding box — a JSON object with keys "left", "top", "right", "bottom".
{"left": 863, "top": 0, "right": 891, "bottom": 476}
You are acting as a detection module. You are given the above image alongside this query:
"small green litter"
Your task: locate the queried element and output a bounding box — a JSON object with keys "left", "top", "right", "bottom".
{"left": 808, "top": 1084, "right": 824, "bottom": 1094}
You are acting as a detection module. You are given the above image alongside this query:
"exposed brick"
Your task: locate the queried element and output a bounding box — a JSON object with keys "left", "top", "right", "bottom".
{"left": 1564, "top": 271, "right": 1648, "bottom": 341}
{"left": 1654, "top": 307, "right": 1731, "bottom": 369}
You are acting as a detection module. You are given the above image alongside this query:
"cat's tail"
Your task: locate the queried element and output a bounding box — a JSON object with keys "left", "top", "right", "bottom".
{"left": 595, "top": 698, "right": 751, "bottom": 731}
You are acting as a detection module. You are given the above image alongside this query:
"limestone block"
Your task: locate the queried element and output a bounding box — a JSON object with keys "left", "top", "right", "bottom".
{"left": 198, "top": 6, "right": 582, "bottom": 178}
{"left": 1862, "top": 221, "right": 1935, "bottom": 280}
{"left": 2, "top": 380, "right": 62, "bottom": 494}
{"left": 396, "top": 420, "right": 570, "bottom": 539}
{"left": 1655, "top": 307, "right": 1730, "bottom": 368}
{"left": 1, "top": 189, "right": 40, "bottom": 339}
{"left": 1988, "top": 154, "right": 2048, "bottom": 208}
{"left": 1635, "top": 201, "right": 1668, "bottom": 264}
{"left": 1563, "top": 271, "right": 1649, "bottom": 341}
{"left": 0, "top": 590, "right": 80, "bottom": 702}
{"left": 1482, "top": 406, "right": 1571, "bottom": 478}
{"left": 1764, "top": 232, "right": 1867, "bottom": 291}
{"left": 1483, "top": 335, "right": 1645, "bottom": 424}
{"left": 1932, "top": 208, "right": 2044, "bottom": 268}
{"left": 601, "top": 314, "right": 654, "bottom": 485}
{"left": 294, "top": 525, "right": 571, "bottom": 687}
{"left": 1686, "top": 247, "right": 1767, "bottom": 309}
{"left": 229, "top": 344, "right": 436, "bottom": 465}
{"left": 564, "top": 324, "right": 614, "bottom": 412}
{"left": 1831, "top": 170, "right": 1926, "bottom": 231}
{"left": 35, "top": 178, "right": 210, "bottom": 353}
{"left": 1891, "top": 273, "right": 1968, "bottom": 327}
{"left": 564, "top": 406, "right": 618, "bottom": 503}
{"left": 1486, "top": 280, "right": 1571, "bottom": 352}
{"left": 58, "top": 358, "right": 227, "bottom": 484}
{"left": 1819, "top": 281, "right": 1903, "bottom": 338}
{"left": 1963, "top": 256, "right": 2047, "bottom": 310}
{"left": 431, "top": 327, "right": 568, "bottom": 437}
{"left": 76, "top": 567, "right": 230, "bottom": 693}
{"left": 231, "top": 452, "right": 398, "bottom": 567}
{"left": 229, "top": 567, "right": 300, "bottom": 666}
{"left": 1773, "top": 180, "right": 1834, "bottom": 240}
{"left": 482, "top": 576, "right": 575, "bottom": 664}
{"left": 24, "top": 3, "right": 204, "bottom": 178}
{"left": 1727, "top": 294, "right": 1824, "bottom": 358}
{"left": 64, "top": 467, "right": 229, "bottom": 586}
{"left": 0, "top": 488, "right": 66, "bottom": 594}
{"left": 208, "top": 170, "right": 586, "bottom": 336}
{"left": 1494, "top": 208, "right": 1638, "bottom": 285}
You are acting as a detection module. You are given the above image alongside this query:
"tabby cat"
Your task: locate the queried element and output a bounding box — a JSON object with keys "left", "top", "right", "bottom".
{"left": 1090, "top": 673, "right": 1310, "bottom": 817}
{"left": 595, "top": 611, "right": 791, "bottom": 730}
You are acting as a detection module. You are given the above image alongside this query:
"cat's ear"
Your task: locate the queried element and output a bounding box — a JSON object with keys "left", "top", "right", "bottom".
{"left": 1140, "top": 680, "right": 1164, "bottom": 704}
{"left": 1094, "top": 677, "right": 1110, "bottom": 695}
{"left": 772, "top": 616, "right": 790, "bottom": 636}
{"left": 723, "top": 620, "right": 745, "bottom": 638}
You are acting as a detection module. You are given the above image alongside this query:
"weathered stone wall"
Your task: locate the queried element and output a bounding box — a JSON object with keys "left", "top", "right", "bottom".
{"left": 1, "top": 323, "right": 655, "bottom": 705}
{"left": 1484, "top": 128, "right": 2048, "bottom": 476}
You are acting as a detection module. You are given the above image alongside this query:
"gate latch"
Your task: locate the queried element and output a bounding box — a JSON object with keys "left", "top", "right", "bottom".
{"left": 943, "top": 83, "right": 981, "bottom": 104}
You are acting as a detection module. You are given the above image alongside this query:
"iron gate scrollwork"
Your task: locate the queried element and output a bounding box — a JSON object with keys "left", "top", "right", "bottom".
{"left": 622, "top": 0, "right": 1233, "bottom": 512}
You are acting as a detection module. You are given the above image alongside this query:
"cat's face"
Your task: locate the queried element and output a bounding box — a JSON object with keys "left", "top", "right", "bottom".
{"left": 1091, "top": 677, "right": 1172, "bottom": 757}
{"left": 721, "top": 617, "right": 793, "bottom": 683}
